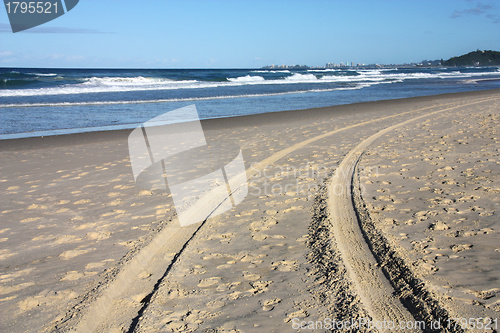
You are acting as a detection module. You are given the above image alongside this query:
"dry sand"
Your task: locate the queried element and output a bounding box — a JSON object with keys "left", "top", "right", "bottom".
{"left": 357, "top": 99, "right": 500, "bottom": 325}
{"left": 0, "top": 89, "right": 498, "bottom": 332}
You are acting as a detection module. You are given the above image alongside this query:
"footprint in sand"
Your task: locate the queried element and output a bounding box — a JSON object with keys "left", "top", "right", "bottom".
{"left": 238, "top": 253, "right": 266, "bottom": 263}
{"left": 85, "top": 262, "right": 106, "bottom": 270}
{"left": 105, "top": 198, "right": 122, "bottom": 206}
{"left": 73, "top": 199, "right": 91, "bottom": 205}
{"left": 155, "top": 206, "right": 170, "bottom": 217}
{"left": 198, "top": 277, "right": 222, "bottom": 288}
{"left": 249, "top": 281, "right": 272, "bottom": 294}
{"left": 242, "top": 271, "right": 261, "bottom": 281}
{"left": 0, "top": 282, "right": 35, "bottom": 295}
{"left": 473, "top": 288, "right": 500, "bottom": 300}
{"left": 27, "top": 204, "right": 47, "bottom": 210}
{"left": 251, "top": 233, "right": 269, "bottom": 241}
{"left": 271, "top": 260, "right": 299, "bottom": 272}
{"left": 0, "top": 249, "right": 16, "bottom": 260}
{"left": 249, "top": 219, "right": 277, "bottom": 232}
{"left": 208, "top": 233, "right": 235, "bottom": 243}
{"left": 20, "top": 217, "right": 41, "bottom": 223}
{"left": 59, "top": 247, "right": 94, "bottom": 260}
{"left": 216, "top": 281, "right": 241, "bottom": 292}
{"left": 138, "top": 190, "right": 153, "bottom": 196}
{"left": 60, "top": 271, "right": 85, "bottom": 281}
{"left": 234, "top": 209, "right": 258, "bottom": 217}
{"left": 53, "top": 235, "right": 82, "bottom": 245}
{"left": 18, "top": 289, "right": 78, "bottom": 311}
{"left": 261, "top": 298, "right": 281, "bottom": 311}
{"left": 206, "top": 300, "right": 226, "bottom": 310}
{"left": 86, "top": 231, "right": 111, "bottom": 241}
{"left": 285, "top": 309, "right": 308, "bottom": 322}
{"left": 187, "top": 265, "right": 206, "bottom": 275}
{"left": 429, "top": 221, "right": 450, "bottom": 231}
{"left": 74, "top": 222, "right": 97, "bottom": 230}
{"left": 450, "top": 243, "right": 473, "bottom": 253}
{"left": 282, "top": 206, "right": 304, "bottom": 214}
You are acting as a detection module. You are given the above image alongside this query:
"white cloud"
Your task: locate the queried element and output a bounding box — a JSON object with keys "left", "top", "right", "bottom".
{"left": 0, "top": 22, "right": 110, "bottom": 33}
{"left": 451, "top": 1, "right": 500, "bottom": 23}
{"left": 0, "top": 51, "right": 15, "bottom": 57}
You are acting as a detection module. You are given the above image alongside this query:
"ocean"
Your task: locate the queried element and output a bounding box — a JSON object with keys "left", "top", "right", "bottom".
{"left": 1, "top": 67, "right": 499, "bottom": 139}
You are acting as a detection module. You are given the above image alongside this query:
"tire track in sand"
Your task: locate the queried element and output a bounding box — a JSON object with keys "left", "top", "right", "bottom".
{"left": 53, "top": 96, "right": 497, "bottom": 332}
{"left": 326, "top": 97, "right": 498, "bottom": 332}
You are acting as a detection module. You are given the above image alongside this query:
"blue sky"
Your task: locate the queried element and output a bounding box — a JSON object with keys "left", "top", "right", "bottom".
{"left": 0, "top": 0, "right": 499, "bottom": 68}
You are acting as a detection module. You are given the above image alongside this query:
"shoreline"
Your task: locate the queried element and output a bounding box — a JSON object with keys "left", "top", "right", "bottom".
{"left": 1, "top": 88, "right": 499, "bottom": 143}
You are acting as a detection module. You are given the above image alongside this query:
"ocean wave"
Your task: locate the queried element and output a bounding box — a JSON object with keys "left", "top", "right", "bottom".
{"left": 26, "top": 72, "right": 58, "bottom": 77}
{"left": 1, "top": 70, "right": 499, "bottom": 98}
{"left": 1, "top": 79, "right": 408, "bottom": 109}
{"left": 284, "top": 73, "right": 318, "bottom": 81}
{"left": 227, "top": 75, "right": 265, "bottom": 83}
{"left": 307, "top": 69, "right": 341, "bottom": 72}
{"left": 82, "top": 76, "right": 179, "bottom": 86}
{"left": 0, "top": 85, "right": 374, "bottom": 108}
{"left": 0, "top": 77, "right": 219, "bottom": 96}
{"left": 251, "top": 70, "right": 290, "bottom": 73}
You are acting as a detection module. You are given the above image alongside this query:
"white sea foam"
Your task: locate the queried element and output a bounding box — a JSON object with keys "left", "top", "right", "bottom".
{"left": 284, "top": 73, "right": 318, "bottom": 81}
{"left": 1, "top": 70, "right": 498, "bottom": 98}
{"left": 307, "top": 69, "right": 340, "bottom": 72}
{"left": 0, "top": 87, "right": 359, "bottom": 108}
{"left": 227, "top": 75, "right": 265, "bottom": 83}
{"left": 0, "top": 77, "right": 220, "bottom": 97}
{"left": 251, "top": 70, "right": 290, "bottom": 73}
{"left": 82, "top": 76, "right": 183, "bottom": 86}
{"left": 0, "top": 124, "right": 144, "bottom": 140}
{"left": 26, "top": 73, "right": 58, "bottom": 77}
{"left": 461, "top": 79, "right": 478, "bottom": 84}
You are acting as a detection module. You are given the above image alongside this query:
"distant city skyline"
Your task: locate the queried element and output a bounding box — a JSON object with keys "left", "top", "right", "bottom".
{"left": 1, "top": 0, "right": 499, "bottom": 68}
{"left": 263, "top": 58, "right": 457, "bottom": 69}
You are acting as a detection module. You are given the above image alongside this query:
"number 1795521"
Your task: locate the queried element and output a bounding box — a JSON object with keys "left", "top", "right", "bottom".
{"left": 5, "top": 1, "right": 58, "bottom": 14}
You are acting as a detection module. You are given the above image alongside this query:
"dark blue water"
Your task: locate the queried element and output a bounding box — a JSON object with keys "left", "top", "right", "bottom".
{"left": 1, "top": 67, "right": 499, "bottom": 138}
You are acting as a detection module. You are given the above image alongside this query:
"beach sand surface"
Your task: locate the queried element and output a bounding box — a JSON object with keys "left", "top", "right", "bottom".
{"left": 358, "top": 100, "right": 499, "bottom": 324}
{"left": 0, "top": 89, "right": 498, "bottom": 332}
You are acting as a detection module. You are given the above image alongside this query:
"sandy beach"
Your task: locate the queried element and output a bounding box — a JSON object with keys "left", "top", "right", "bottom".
{"left": 1, "top": 89, "right": 499, "bottom": 332}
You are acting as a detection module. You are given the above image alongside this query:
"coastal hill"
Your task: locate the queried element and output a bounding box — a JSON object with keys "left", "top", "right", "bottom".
{"left": 443, "top": 50, "right": 500, "bottom": 66}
